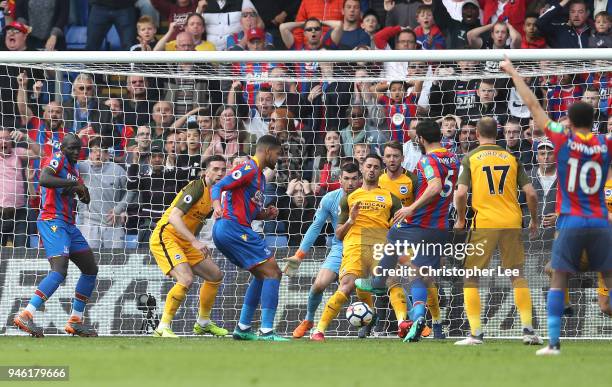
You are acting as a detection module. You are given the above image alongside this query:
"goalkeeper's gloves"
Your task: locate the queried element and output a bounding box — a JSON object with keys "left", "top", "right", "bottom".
{"left": 283, "top": 250, "right": 306, "bottom": 276}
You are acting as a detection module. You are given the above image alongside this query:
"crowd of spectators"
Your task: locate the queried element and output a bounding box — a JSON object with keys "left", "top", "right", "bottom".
{"left": 0, "top": 0, "right": 610, "bottom": 248}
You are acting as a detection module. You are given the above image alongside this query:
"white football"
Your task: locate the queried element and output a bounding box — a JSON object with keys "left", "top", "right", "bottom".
{"left": 346, "top": 301, "right": 374, "bottom": 327}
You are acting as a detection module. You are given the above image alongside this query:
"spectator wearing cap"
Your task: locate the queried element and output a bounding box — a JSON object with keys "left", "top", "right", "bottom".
{"left": 0, "top": 127, "right": 31, "bottom": 247}
{"left": 86, "top": 0, "right": 137, "bottom": 50}
{"left": 77, "top": 137, "right": 128, "bottom": 249}
{"left": 339, "top": 0, "right": 370, "bottom": 49}
{"left": 224, "top": 26, "right": 273, "bottom": 111}
{"left": 226, "top": 7, "right": 274, "bottom": 49}
{"left": 14, "top": 0, "right": 68, "bottom": 51}
{"left": 2, "top": 21, "right": 31, "bottom": 51}
{"left": 527, "top": 138, "right": 557, "bottom": 238}
{"left": 361, "top": 8, "right": 380, "bottom": 42}
{"left": 198, "top": 0, "right": 264, "bottom": 51}
{"left": 432, "top": 0, "right": 481, "bottom": 49}
{"left": 537, "top": 0, "right": 592, "bottom": 48}
{"left": 251, "top": 0, "right": 299, "bottom": 49}
{"left": 0, "top": 21, "right": 48, "bottom": 128}
{"left": 127, "top": 141, "right": 190, "bottom": 247}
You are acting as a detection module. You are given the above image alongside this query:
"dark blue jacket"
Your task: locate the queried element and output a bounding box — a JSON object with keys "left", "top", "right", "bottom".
{"left": 536, "top": 1, "right": 592, "bottom": 48}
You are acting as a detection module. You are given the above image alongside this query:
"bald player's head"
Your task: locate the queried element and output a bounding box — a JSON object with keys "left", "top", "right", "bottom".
{"left": 61, "top": 133, "right": 82, "bottom": 163}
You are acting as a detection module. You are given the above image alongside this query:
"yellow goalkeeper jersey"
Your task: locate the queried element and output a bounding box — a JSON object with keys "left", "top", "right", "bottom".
{"left": 155, "top": 178, "right": 213, "bottom": 240}
{"left": 458, "top": 144, "right": 529, "bottom": 229}
{"left": 378, "top": 169, "right": 417, "bottom": 206}
{"left": 338, "top": 187, "right": 402, "bottom": 246}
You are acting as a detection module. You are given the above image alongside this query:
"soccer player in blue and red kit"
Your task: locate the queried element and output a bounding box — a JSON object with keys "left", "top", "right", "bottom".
{"left": 357, "top": 120, "right": 459, "bottom": 342}
{"left": 501, "top": 57, "right": 612, "bottom": 355}
{"left": 14, "top": 134, "right": 98, "bottom": 337}
{"left": 211, "top": 135, "right": 289, "bottom": 341}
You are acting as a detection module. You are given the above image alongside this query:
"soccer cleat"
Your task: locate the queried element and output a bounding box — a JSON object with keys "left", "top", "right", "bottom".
{"left": 258, "top": 331, "right": 290, "bottom": 341}
{"left": 232, "top": 326, "right": 258, "bottom": 341}
{"left": 152, "top": 327, "right": 179, "bottom": 338}
{"left": 536, "top": 344, "right": 561, "bottom": 356}
{"left": 421, "top": 325, "right": 432, "bottom": 337}
{"left": 432, "top": 323, "right": 446, "bottom": 339}
{"left": 354, "top": 278, "right": 387, "bottom": 295}
{"left": 292, "top": 320, "right": 314, "bottom": 338}
{"left": 193, "top": 321, "right": 228, "bottom": 337}
{"left": 454, "top": 334, "right": 484, "bottom": 346}
{"left": 358, "top": 313, "right": 378, "bottom": 338}
{"left": 310, "top": 330, "right": 325, "bottom": 341}
{"left": 522, "top": 328, "right": 543, "bottom": 345}
{"left": 398, "top": 320, "right": 413, "bottom": 338}
{"left": 65, "top": 316, "right": 98, "bottom": 337}
{"left": 13, "top": 311, "right": 44, "bottom": 338}
{"left": 403, "top": 316, "right": 426, "bottom": 342}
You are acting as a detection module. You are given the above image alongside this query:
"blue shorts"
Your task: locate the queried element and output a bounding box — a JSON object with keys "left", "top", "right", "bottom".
{"left": 320, "top": 244, "right": 342, "bottom": 274}
{"left": 552, "top": 215, "right": 612, "bottom": 272}
{"left": 37, "top": 219, "right": 90, "bottom": 259}
{"left": 212, "top": 219, "right": 272, "bottom": 270}
{"left": 388, "top": 225, "right": 449, "bottom": 269}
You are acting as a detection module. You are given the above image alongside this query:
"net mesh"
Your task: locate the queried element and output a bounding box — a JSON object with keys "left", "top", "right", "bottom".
{"left": 0, "top": 55, "right": 610, "bottom": 338}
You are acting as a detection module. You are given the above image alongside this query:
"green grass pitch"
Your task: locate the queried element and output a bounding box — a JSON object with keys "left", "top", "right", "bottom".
{"left": 2, "top": 337, "right": 612, "bottom": 387}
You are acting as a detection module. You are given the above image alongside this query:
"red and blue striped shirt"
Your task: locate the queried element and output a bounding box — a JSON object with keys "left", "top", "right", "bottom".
{"left": 378, "top": 94, "right": 418, "bottom": 143}
{"left": 403, "top": 148, "right": 459, "bottom": 229}
{"left": 211, "top": 157, "right": 266, "bottom": 227}
{"left": 546, "top": 121, "right": 612, "bottom": 220}
{"left": 39, "top": 151, "right": 82, "bottom": 224}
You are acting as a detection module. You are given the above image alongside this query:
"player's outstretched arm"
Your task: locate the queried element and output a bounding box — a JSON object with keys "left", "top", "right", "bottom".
{"left": 282, "top": 197, "right": 332, "bottom": 276}
{"left": 499, "top": 57, "right": 549, "bottom": 131}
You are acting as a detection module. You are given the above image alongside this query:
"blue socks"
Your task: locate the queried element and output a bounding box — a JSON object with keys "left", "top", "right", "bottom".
{"left": 410, "top": 278, "right": 428, "bottom": 320}
{"left": 306, "top": 290, "right": 323, "bottom": 322}
{"left": 28, "top": 271, "right": 65, "bottom": 310}
{"left": 238, "top": 278, "right": 263, "bottom": 328}
{"left": 547, "top": 289, "right": 564, "bottom": 347}
{"left": 261, "top": 278, "right": 280, "bottom": 331}
{"left": 71, "top": 274, "right": 97, "bottom": 316}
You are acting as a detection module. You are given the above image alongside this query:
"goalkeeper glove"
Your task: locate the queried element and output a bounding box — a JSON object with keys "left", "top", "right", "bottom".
{"left": 283, "top": 250, "right": 306, "bottom": 276}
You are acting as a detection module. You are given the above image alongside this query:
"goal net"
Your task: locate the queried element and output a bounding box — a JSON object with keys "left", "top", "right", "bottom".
{"left": 0, "top": 49, "right": 611, "bottom": 338}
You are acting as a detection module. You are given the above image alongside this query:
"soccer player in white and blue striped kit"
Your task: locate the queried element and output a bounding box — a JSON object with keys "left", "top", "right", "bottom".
{"left": 283, "top": 162, "right": 376, "bottom": 338}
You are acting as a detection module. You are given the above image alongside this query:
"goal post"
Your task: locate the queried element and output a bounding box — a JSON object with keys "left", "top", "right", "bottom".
{"left": 0, "top": 49, "right": 611, "bottom": 338}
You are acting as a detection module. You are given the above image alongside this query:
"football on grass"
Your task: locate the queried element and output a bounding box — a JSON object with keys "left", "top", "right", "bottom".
{"left": 346, "top": 301, "right": 374, "bottom": 327}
